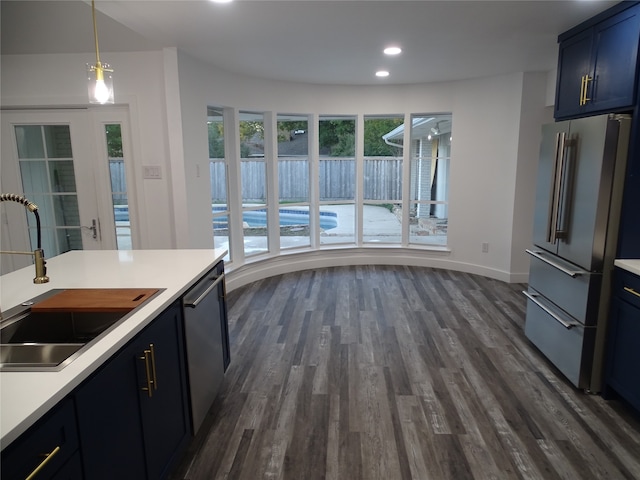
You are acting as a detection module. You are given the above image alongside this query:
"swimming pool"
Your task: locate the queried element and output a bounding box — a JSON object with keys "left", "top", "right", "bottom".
{"left": 113, "top": 205, "right": 337, "bottom": 230}
{"left": 213, "top": 207, "right": 337, "bottom": 230}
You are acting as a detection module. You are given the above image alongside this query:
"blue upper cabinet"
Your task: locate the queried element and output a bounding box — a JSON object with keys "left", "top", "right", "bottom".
{"left": 555, "top": 2, "right": 640, "bottom": 120}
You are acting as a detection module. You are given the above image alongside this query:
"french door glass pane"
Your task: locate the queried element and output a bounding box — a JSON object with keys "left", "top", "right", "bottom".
{"left": 104, "top": 124, "right": 131, "bottom": 249}
{"left": 48, "top": 160, "right": 77, "bottom": 192}
{"left": 15, "top": 124, "right": 82, "bottom": 255}
{"left": 15, "top": 125, "right": 44, "bottom": 158}
{"left": 44, "top": 126, "right": 72, "bottom": 158}
{"left": 208, "top": 107, "right": 230, "bottom": 260}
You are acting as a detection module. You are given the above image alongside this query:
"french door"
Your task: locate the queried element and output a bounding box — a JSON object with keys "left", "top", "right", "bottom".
{"left": 1, "top": 109, "right": 125, "bottom": 273}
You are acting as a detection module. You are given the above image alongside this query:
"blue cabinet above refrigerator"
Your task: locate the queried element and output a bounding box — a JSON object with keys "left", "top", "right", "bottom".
{"left": 554, "top": 2, "right": 640, "bottom": 120}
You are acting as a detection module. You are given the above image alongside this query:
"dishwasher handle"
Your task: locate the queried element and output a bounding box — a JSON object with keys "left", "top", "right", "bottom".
{"left": 184, "top": 273, "right": 225, "bottom": 308}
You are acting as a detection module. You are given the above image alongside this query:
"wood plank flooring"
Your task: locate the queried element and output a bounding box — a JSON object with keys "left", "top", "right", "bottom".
{"left": 170, "top": 265, "right": 640, "bottom": 480}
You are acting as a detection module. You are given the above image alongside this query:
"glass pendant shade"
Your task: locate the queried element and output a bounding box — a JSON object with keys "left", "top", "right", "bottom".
{"left": 87, "top": 62, "right": 114, "bottom": 104}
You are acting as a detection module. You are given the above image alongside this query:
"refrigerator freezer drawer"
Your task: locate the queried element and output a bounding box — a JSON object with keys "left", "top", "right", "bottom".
{"left": 524, "top": 289, "right": 596, "bottom": 389}
{"left": 528, "top": 249, "right": 602, "bottom": 325}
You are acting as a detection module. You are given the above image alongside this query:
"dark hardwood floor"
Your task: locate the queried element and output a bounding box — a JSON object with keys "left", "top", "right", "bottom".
{"left": 171, "top": 265, "right": 640, "bottom": 480}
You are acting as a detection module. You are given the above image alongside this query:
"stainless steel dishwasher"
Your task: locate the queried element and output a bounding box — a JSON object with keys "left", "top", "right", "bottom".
{"left": 182, "top": 262, "right": 227, "bottom": 434}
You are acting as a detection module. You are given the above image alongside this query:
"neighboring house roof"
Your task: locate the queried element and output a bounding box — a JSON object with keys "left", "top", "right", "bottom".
{"left": 382, "top": 116, "right": 452, "bottom": 147}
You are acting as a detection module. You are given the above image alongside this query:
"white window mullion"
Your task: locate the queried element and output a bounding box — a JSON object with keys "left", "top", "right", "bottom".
{"left": 264, "top": 111, "right": 278, "bottom": 256}
{"left": 308, "top": 114, "right": 320, "bottom": 249}
{"left": 225, "top": 107, "right": 244, "bottom": 266}
{"left": 355, "top": 114, "right": 364, "bottom": 246}
{"left": 401, "top": 112, "right": 411, "bottom": 246}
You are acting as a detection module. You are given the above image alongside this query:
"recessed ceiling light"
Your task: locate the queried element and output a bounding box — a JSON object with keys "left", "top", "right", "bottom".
{"left": 210, "top": 0, "right": 233, "bottom": 3}
{"left": 384, "top": 46, "right": 402, "bottom": 56}
{"left": 376, "top": 70, "right": 390, "bottom": 78}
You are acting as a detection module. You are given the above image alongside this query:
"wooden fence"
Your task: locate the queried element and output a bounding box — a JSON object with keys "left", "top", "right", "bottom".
{"left": 209, "top": 157, "right": 404, "bottom": 202}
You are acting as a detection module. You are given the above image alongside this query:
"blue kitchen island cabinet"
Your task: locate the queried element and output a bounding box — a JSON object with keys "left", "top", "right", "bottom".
{"left": 75, "top": 300, "right": 191, "bottom": 480}
{"left": 0, "top": 398, "right": 82, "bottom": 480}
{"left": 604, "top": 267, "right": 640, "bottom": 415}
{"left": 555, "top": 2, "right": 640, "bottom": 120}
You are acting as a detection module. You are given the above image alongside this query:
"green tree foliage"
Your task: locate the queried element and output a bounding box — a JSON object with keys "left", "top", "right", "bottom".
{"left": 319, "top": 119, "right": 355, "bottom": 156}
{"left": 239, "top": 120, "right": 264, "bottom": 157}
{"left": 278, "top": 120, "right": 307, "bottom": 142}
{"left": 208, "top": 121, "right": 225, "bottom": 158}
{"left": 364, "top": 118, "right": 404, "bottom": 156}
{"left": 239, "top": 121, "right": 263, "bottom": 141}
{"left": 105, "top": 124, "right": 123, "bottom": 157}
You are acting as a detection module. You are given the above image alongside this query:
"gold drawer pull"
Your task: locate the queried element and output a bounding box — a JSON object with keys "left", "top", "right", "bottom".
{"left": 26, "top": 445, "right": 61, "bottom": 480}
{"left": 149, "top": 343, "right": 158, "bottom": 391}
{"left": 140, "top": 349, "right": 153, "bottom": 397}
{"left": 623, "top": 286, "right": 640, "bottom": 298}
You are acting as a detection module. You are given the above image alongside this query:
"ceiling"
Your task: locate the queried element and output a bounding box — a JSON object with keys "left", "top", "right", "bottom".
{"left": 1, "top": 0, "right": 619, "bottom": 86}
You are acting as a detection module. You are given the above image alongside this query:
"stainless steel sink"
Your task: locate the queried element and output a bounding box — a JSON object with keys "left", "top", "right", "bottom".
{"left": 0, "top": 344, "right": 86, "bottom": 369}
{"left": 1, "top": 309, "right": 126, "bottom": 344}
{"left": 0, "top": 289, "right": 159, "bottom": 372}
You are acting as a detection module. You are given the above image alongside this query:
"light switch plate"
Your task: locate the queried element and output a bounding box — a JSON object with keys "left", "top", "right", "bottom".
{"left": 143, "top": 165, "right": 162, "bottom": 179}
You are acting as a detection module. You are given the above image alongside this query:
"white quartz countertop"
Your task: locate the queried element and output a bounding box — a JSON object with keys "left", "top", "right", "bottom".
{"left": 0, "top": 249, "right": 227, "bottom": 449}
{"left": 614, "top": 259, "right": 640, "bottom": 277}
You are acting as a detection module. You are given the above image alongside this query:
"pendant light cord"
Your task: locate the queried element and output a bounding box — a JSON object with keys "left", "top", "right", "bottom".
{"left": 92, "top": 0, "right": 101, "bottom": 66}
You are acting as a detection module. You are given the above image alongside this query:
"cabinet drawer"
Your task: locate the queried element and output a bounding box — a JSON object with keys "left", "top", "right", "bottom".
{"left": 524, "top": 290, "right": 596, "bottom": 388}
{"left": 1, "top": 398, "right": 79, "bottom": 480}
{"left": 528, "top": 253, "right": 601, "bottom": 325}
{"left": 614, "top": 268, "right": 640, "bottom": 309}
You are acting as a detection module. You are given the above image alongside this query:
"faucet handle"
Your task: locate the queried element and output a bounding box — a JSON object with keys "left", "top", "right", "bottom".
{"left": 33, "top": 248, "right": 49, "bottom": 284}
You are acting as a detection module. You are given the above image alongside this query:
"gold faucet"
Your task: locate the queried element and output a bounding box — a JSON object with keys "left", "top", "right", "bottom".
{"left": 0, "top": 193, "right": 49, "bottom": 284}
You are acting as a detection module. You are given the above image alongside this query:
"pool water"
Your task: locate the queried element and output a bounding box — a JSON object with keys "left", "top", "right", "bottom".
{"left": 114, "top": 205, "right": 337, "bottom": 230}
{"left": 213, "top": 208, "right": 337, "bottom": 230}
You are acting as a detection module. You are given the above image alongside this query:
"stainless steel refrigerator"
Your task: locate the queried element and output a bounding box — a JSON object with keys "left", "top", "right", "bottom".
{"left": 524, "top": 113, "right": 631, "bottom": 392}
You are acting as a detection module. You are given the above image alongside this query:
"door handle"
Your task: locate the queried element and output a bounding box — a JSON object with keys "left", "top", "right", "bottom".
{"left": 82, "top": 219, "right": 100, "bottom": 240}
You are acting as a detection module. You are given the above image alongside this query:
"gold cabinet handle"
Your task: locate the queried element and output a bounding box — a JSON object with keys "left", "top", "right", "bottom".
{"left": 580, "top": 74, "right": 592, "bottom": 106}
{"left": 624, "top": 286, "right": 640, "bottom": 298}
{"left": 149, "top": 343, "right": 158, "bottom": 391}
{"left": 140, "top": 349, "right": 153, "bottom": 397}
{"left": 583, "top": 75, "right": 592, "bottom": 105}
{"left": 26, "top": 445, "right": 61, "bottom": 480}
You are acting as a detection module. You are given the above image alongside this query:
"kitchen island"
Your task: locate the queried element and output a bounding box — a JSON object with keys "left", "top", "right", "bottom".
{"left": 0, "top": 249, "right": 227, "bottom": 451}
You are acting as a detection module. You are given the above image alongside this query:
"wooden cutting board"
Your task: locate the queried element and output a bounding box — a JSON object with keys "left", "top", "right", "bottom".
{"left": 31, "top": 288, "right": 160, "bottom": 313}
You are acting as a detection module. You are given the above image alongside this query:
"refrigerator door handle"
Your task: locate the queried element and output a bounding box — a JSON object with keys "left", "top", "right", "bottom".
{"left": 547, "top": 132, "right": 564, "bottom": 244}
{"left": 522, "top": 290, "right": 580, "bottom": 329}
{"left": 525, "top": 249, "right": 586, "bottom": 277}
{"left": 548, "top": 131, "right": 570, "bottom": 243}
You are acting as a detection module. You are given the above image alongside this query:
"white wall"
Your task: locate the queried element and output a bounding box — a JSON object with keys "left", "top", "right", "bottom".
{"left": 1, "top": 48, "right": 549, "bottom": 284}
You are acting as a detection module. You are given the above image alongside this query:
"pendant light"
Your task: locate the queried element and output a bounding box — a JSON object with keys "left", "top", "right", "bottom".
{"left": 86, "top": 0, "right": 114, "bottom": 104}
